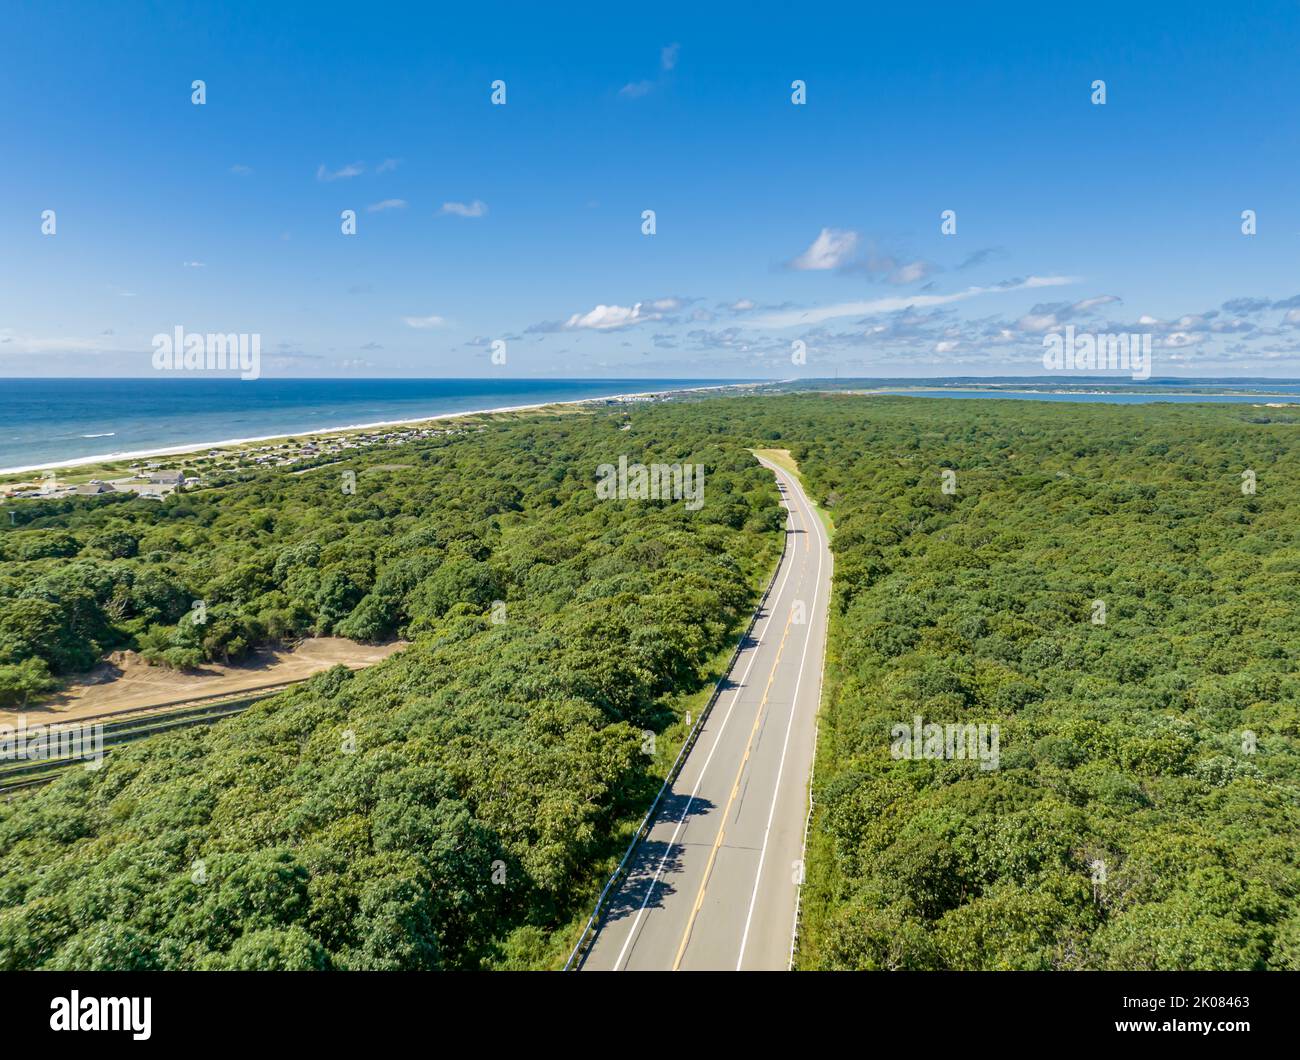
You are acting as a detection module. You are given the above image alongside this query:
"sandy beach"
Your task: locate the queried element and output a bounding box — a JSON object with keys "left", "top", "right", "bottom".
{"left": 0, "top": 381, "right": 761, "bottom": 477}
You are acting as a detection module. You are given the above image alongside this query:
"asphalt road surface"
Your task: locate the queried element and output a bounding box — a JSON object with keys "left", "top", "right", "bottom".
{"left": 581, "top": 455, "right": 832, "bottom": 970}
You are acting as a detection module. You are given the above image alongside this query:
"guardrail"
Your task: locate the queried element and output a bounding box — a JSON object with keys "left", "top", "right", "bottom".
{"left": 787, "top": 492, "right": 831, "bottom": 970}
{"left": 0, "top": 689, "right": 285, "bottom": 794}
{"left": 788, "top": 713, "right": 820, "bottom": 969}
{"left": 561, "top": 508, "right": 790, "bottom": 971}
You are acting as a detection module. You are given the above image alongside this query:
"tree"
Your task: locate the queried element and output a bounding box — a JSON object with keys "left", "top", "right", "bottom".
{"left": 0, "top": 657, "right": 57, "bottom": 708}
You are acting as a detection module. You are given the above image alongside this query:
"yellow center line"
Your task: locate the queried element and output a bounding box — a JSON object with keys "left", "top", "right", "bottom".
{"left": 671, "top": 488, "right": 808, "bottom": 970}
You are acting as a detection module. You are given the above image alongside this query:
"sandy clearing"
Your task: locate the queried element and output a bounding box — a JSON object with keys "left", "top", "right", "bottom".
{"left": 2, "top": 637, "right": 407, "bottom": 727}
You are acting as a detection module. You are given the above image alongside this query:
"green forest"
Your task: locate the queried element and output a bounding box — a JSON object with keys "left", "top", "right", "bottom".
{"left": 772, "top": 395, "right": 1300, "bottom": 970}
{"left": 1, "top": 393, "right": 1298, "bottom": 969}
{"left": 0, "top": 410, "right": 783, "bottom": 968}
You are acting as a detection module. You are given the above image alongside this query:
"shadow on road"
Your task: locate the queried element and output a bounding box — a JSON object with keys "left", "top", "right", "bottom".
{"left": 596, "top": 793, "right": 718, "bottom": 923}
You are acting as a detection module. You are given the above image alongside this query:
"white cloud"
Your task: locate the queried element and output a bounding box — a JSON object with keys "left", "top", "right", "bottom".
{"left": 730, "top": 298, "right": 756, "bottom": 311}
{"left": 565, "top": 303, "right": 650, "bottom": 330}
{"left": 402, "top": 314, "right": 446, "bottom": 328}
{"left": 0, "top": 330, "right": 124, "bottom": 354}
{"left": 619, "top": 42, "right": 680, "bottom": 98}
{"left": 440, "top": 200, "right": 488, "bottom": 218}
{"left": 621, "top": 43, "right": 679, "bottom": 97}
{"left": 317, "top": 161, "right": 365, "bottom": 181}
{"left": 1072, "top": 294, "right": 1121, "bottom": 312}
{"left": 619, "top": 80, "right": 655, "bottom": 98}
{"left": 750, "top": 275, "right": 1080, "bottom": 328}
{"left": 890, "top": 260, "right": 932, "bottom": 285}
{"left": 1016, "top": 312, "right": 1059, "bottom": 333}
{"left": 182, "top": 261, "right": 206, "bottom": 268}
{"left": 367, "top": 199, "right": 408, "bottom": 212}
{"left": 789, "top": 227, "right": 860, "bottom": 271}
{"left": 229, "top": 164, "right": 252, "bottom": 176}
{"left": 376, "top": 158, "right": 401, "bottom": 173}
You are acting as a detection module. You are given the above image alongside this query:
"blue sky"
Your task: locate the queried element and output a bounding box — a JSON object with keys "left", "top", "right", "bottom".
{"left": 4, "top": 0, "right": 1300, "bottom": 378}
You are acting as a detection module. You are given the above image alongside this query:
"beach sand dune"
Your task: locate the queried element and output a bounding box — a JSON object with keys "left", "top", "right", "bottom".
{"left": 1, "top": 637, "right": 406, "bottom": 727}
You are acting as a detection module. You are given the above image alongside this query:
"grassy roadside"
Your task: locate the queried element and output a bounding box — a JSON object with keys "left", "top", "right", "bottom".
{"left": 752, "top": 447, "right": 835, "bottom": 537}
{"left": 519, "top": 637, "right": 762, "bottom": 970}
{"left": 752, "top": 444, "right": 837, "bottom": 968}
{"left": 791, "top": 600, "right": 848, "bottom": 970}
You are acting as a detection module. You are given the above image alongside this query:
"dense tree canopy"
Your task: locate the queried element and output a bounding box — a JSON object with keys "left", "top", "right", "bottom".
{"left": 2, "top": 393, "right": 1296, "bottom": 970}
{"left": 0, "top": 411, "right": 781, "bottom": 968}
{"left": 741, "top": 395, "right": 1299, "bottom": 971}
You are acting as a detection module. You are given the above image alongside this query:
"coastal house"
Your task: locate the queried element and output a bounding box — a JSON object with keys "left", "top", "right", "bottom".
{"left": 75, "top": 482, "right": 117, "bottom": 495}
{"left": 147, "top": 471, "right": 184, "bottom": 485}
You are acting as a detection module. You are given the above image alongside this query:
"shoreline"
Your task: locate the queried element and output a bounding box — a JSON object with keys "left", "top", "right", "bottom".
{"left": 8, "top": 378, "right": 1294, "bottom": 478}
{"left": 0, "top": 382, "right": 759, "bottom": 477}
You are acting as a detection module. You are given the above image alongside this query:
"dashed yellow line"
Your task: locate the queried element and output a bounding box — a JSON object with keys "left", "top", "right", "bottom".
{"left": 671, "top": 487, "right": 808, "bottom": 970}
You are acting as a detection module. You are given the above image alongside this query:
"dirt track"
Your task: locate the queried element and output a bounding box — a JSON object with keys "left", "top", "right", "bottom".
{"left": 1, "top": 638, "right": 407, "bottom": 727}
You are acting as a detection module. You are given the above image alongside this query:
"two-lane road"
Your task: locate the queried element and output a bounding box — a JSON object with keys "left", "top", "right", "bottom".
{"left": 581, "top": 456, "right": 832, "bottom": 971}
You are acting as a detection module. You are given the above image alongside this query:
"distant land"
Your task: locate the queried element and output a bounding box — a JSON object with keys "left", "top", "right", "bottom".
{"left": 3, "top": 376, "right": 1299, "bottom": 479}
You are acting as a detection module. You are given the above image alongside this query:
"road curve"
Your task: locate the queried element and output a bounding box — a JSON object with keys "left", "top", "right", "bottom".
{"left": 580, "top": 455, "right": 832, "bottom": 971}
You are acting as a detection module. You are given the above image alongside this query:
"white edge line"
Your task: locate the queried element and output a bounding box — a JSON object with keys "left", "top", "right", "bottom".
{"left": 610, "top": 482, "right": 800, "bottom": 970}
{"left": 735, "top": 461, "right": 827, "bottom": 969}
{"left": 790, "top": 475, "right": 832, "bottom": 968}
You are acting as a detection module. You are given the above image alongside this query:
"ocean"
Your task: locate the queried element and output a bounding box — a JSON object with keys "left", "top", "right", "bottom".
{"left": 3, "top": 377, "right": 1298, "bottom": 474}
{"left": 0, "top": 378, "right": 739, "bottom": 472}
